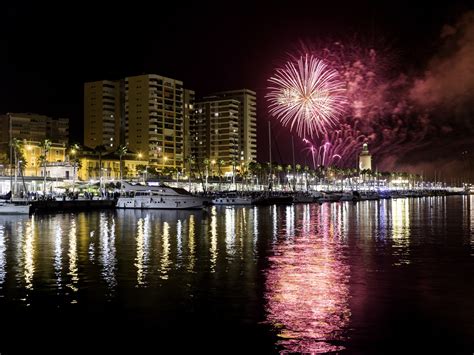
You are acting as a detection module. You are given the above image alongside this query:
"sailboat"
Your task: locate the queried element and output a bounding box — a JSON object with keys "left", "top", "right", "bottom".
{"left": 253, "top": 122, "right": 293, "bottom": 205}
{"left": 0, "top": 115, "right": 30, "bottom": 214}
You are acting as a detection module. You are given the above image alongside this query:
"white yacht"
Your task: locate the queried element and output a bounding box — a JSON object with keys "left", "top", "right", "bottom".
{"left": 116, "top": 182, "right": 205, "bottom": 209}
{"left": 0, "top": 200, "right": 30, "bottom": 214}
{"left": 212, "top": 193, "right": 253, "bottom": 205}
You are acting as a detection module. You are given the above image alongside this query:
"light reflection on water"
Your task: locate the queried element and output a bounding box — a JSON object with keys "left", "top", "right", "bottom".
{"left": 23, "top": 216, "right": 35, "bottom": 292}
{"left": 0, "top": 198, "right": 472, "bottom": 352}
{"left": 0, "top": 221, "right": 5, "bottom": 289}
{"left": 100, "top": 213, "right": 117, "bottom": 293}
{"left": 265, "top": 202, "right": 350, "bottom": 353}
{"left": 470, "top": 196, "right": 474, "bottom": 255}
{"left": 391, "top": 198, "right": 411, "bottom": 266}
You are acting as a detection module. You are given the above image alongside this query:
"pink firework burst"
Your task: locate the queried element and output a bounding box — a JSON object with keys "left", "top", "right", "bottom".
{"left": 267, "top": 54, "right": 347, "bottom": 138}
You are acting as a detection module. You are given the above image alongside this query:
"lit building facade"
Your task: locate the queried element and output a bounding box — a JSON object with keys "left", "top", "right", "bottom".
{"left": 84, "top": 80, "right": 122, "bottom": 150}
{"left": 77, "top": 152, "right": 147, "bottom": 181}
{"left": 125, "top": 74, "right": 184, "bottom": 171}
{"left": 193, "top": 99, "right": 240, "bottom": 174}
{"left": 183, "top": 89, "right": 195, "bottom": 167}
{"left": 359, "top": 143, "right": 372, "bottom": 171}
{"left": 203, "top": 89, "right": 257, "bottom": 164}
{"left": 0, "top": 112, "right": 69, "bottom": 145}
{"left": 22, "top": 141, "right": 68, "bottom": 177}
{"left": 0, "top": 113, "right": 69, "bottom": 170}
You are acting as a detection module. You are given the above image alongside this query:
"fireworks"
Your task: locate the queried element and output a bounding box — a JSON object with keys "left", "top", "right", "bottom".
{"left": 267, "top": 54, "right": 347, "bottom": 138}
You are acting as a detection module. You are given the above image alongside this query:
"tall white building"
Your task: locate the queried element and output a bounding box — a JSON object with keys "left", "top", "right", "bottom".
{"left": 359, "top": 143, "right": 372, "bottom": 171}
{"left": 194, "top": 89, "right": 257, "bottom": 169}
{"left": 193, "top": 98, "right": 241, "bottom": 173}
{"left": 125, "top": 74, "right": 185, "bottom": 170}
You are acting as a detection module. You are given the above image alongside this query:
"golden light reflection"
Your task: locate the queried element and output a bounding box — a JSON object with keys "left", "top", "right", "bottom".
{"left": 67, "top": 218, "right": 78, "bottom": 296}
{"left": 0, "top": 222, "right": 5, "bottom": 288}
{"left": 470, "top": 195, "right": 474, "bottom": 255}
{"left": 176, "top": 219, "right": 183, "bottom": 265}
{"left": 54, "top": 219, "right": 63, "bottom": 289}
{"left": 391, "top": 198, "right": 411, "bottom": 265}
{"left": 238, "top": 207, "right": 246, "bottom": 258}
{"left": 187, "top": 214, "right": 196, "bottom": 272}
{"left": 210, "top": 207, "right": 217, "bottom": 272}
{"left": 159, "top": 221, "right": 171, "bottom": 280}
{"left": 265, "top": 204, "right": 350, "bottom": 353}
{"left": 252, "top": 207, "right": 259, "bottom": 257}
{"left": 225, "top": 207, "right": 236, "bottom": 256}
{"left": 135, "top": 216, "right": 150, "bottom": 286}
{"left": 23, "top": 215, "right": 35, "bottom": 291}
{"left": 100, "top": 213, "right": 117, "bottom": 291}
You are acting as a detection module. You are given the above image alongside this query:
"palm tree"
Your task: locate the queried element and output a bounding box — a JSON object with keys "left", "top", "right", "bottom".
{"left": 276, "top": 164, "right": 283, "bottom": 188}
{"left": 295, "top": 164, "right": 302, "bottom": 190}
{"left": 116, "top": 145, "right": 128, "bottom": 189}
{"left": 303, "top": 165, "right": 310, "bottom": 190}
{"left": 11, "top": 138, "right": 27, "bottom": 196}
{"left": 248, "top": 161, "right": 259, "bottom": 187}
{"left": 203, "top": 158, "right": 210, "bottom": 190}
{"left": 285, "top": 164, "right": 292, "bottom": 188}
{"left": 40, "top": 139, "right": 52, "bottom": 195}
{"left": 185, "top": 156, "right": 195, "bottom": 190}
{"left": 68, "top": 143, "right": 81, "bottom": 194}
{"left": 216, "top": 159, "right": 225, "bottom": 190}
{"left": 94, "top": 144, "right": 107, "bottom": 194}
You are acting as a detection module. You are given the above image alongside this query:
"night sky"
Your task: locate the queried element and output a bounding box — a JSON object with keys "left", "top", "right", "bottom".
{"left": 0, "top": 1, "right": 473, "bottom": 180}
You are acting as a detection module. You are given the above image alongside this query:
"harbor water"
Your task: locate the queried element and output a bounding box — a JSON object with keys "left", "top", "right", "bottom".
{"left": 0, "top": 196, "right": 473, "bottom": 353}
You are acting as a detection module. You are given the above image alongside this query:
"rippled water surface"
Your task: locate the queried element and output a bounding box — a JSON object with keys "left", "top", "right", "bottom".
{"left": 0, "top": 196, "right": 473, "bottom": 353}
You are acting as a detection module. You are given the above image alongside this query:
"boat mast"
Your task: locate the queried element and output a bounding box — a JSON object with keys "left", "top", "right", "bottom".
{"left": 292, "top": 135, "right": 295, "bottom": 191}
{"left": 268, "top": 121, "right": 272, "bottom": 190}
{"left": 8, "top": 114, "right": 13, "bottom": 202}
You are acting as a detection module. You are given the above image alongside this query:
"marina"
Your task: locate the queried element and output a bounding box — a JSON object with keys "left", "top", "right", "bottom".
{"left": 0, "top": 196, "right": 473, "bottom": 353}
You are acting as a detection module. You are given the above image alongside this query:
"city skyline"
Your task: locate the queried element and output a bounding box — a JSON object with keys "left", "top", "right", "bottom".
{"left": 0, "top": 1, "right": 472, "bottom": 180}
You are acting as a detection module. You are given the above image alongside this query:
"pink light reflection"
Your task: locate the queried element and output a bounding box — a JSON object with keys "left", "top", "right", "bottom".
{"left": 265, "top": 204, "right": 350, "bottom": 353}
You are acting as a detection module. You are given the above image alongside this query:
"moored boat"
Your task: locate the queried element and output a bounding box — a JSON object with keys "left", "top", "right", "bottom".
{"left": 116, "top": 182, "right": 205, "bottom": 209}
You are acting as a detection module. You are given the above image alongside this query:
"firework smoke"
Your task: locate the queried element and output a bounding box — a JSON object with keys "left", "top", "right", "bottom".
{"left": 410, "top": 11, "right": 474, "bottom": 109}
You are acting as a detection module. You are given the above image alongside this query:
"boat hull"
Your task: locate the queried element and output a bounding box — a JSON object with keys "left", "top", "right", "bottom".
{"left": 0, "top": 203, "right": 31, "bottom": 214}
{"left": 116, "top": 197, "right": 204, "bottom": 209}
{"left": 212, "top": 197, "right": 253, "bottom": 205}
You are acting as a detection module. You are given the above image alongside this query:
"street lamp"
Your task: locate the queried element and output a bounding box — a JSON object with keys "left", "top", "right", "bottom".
{"left": 211, "top": 159, "right": 216, "bottom": 177}
{"left": 70, "top": 148, "right": 77, "bottom": 194}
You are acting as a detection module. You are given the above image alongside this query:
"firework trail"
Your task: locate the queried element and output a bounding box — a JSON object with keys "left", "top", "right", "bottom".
{"left": 267, "top": 54, "right": 347, "bottom": 138}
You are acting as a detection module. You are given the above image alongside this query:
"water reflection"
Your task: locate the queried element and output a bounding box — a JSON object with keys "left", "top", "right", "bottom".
{"left": 135, "top": 216, "right": 150, "bottom": 286}
{"left": 67, "top": 217, "right": 79, "bottom": 298}
{"left": 265, "top": 204, "right": 350, "bottom": 353}
{"left": 210, "top": 207, "right": 218, "bottom": 272}
{"left": 0, "top": 220, "right": 5, "bottom": 289}
{"left": 23, "top": 215, "right": 35, "bottom": 291}
{"left": 160, "top": 222, "right": 171, "bottom": 280}
{"left": 225, "top": 207, "right": 236, "bottom": 256}
{"left": 0, "top": 200, "right": 471, "bottom": 352}
{"left": 391, "top": 199, "right": 411, "bottom": 265}
{"left": 54, "top": 218, "right": 63, "bottom": 290}
{"left": 100, "top": 213, "right": 117, "bottom": 293}
{"left": 187, "top": 214, "right": 196, "bottom": 272}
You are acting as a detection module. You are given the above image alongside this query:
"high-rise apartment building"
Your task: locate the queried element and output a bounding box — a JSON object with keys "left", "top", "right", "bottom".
{"left": 202, "top": 89, "right": 257, "bottom": 163}
{"left": 183, "top": 89, "right": 195, "bottom": 166}
{"left": 125, "top": 74, "right": 184, "bottom": 170}
{"left": 84, "top": 80, "right": 121, "bottom": 150}
{"left": 193, "top": 99, "right": 240, "bottom": 173}
{"left": 193, "top": 89, "right": 257, "bottom": 173}
{"left": 0, "top": 112, "right": 69, "bottom": 145}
